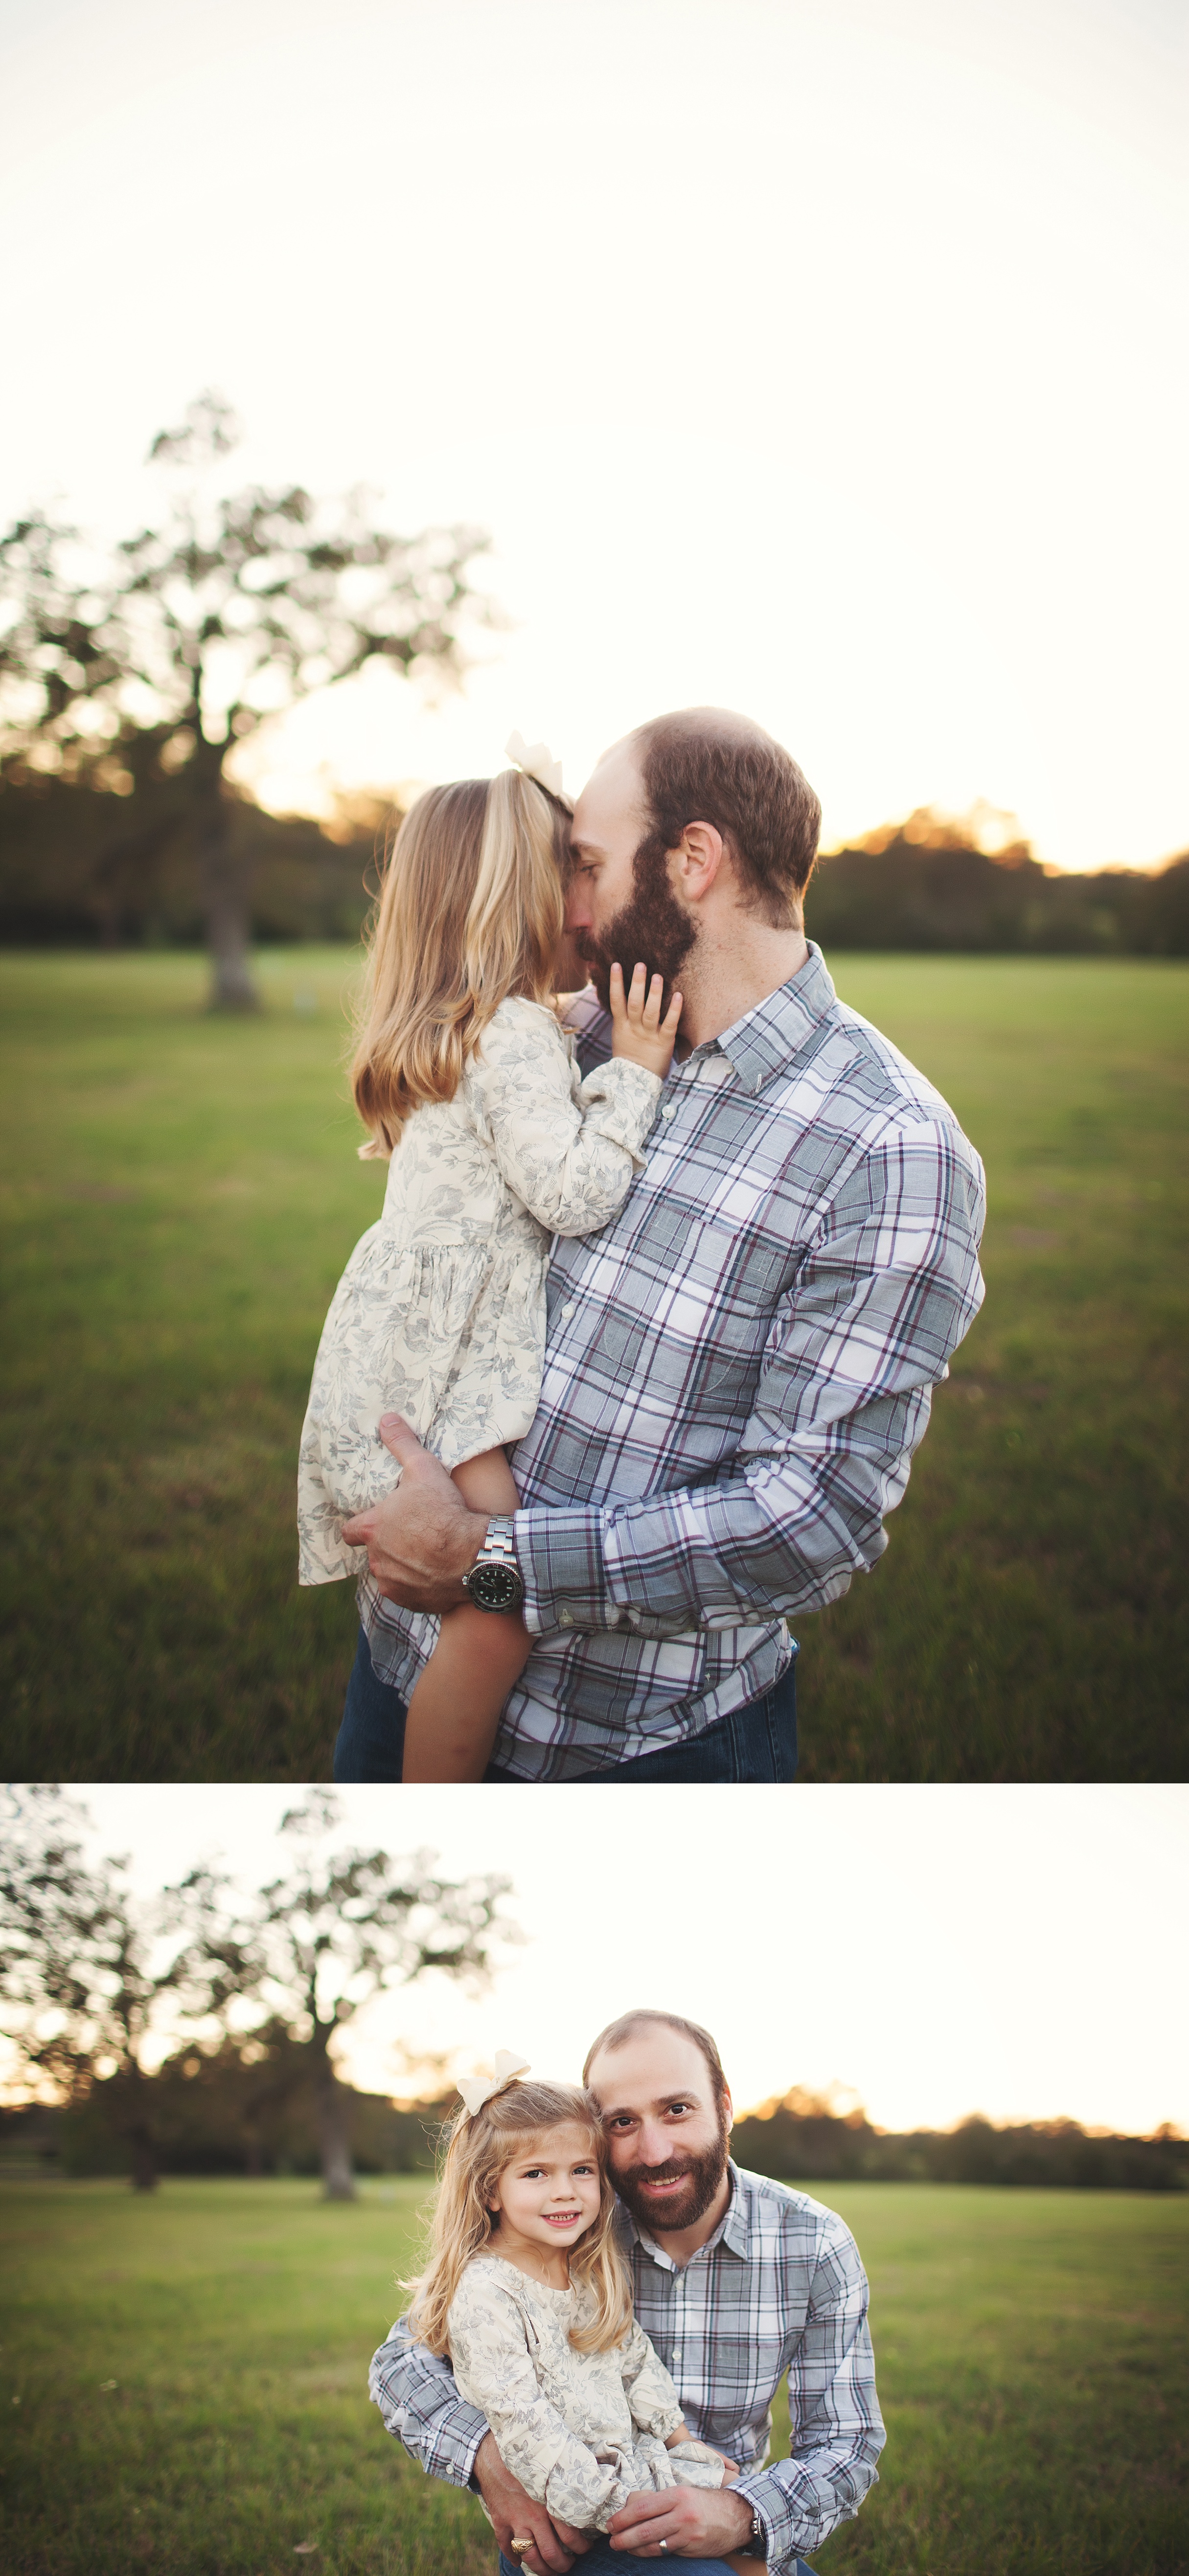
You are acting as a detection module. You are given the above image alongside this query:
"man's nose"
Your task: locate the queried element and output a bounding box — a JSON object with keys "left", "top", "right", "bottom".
{"left": 638, "top": 2124, "right": 672, "bottom": 2166}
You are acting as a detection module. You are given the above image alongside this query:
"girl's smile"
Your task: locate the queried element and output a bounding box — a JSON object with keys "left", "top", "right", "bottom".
{"left": 486, "top": 2120, "right": 604, "bottom": 2287}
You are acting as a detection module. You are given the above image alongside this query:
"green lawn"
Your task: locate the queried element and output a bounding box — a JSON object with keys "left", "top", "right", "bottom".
{"left": 0, "top": 950, "right": 1185, "bottom": 1779}
{"left": 0, "top": 2178, "right": 1184, "bottom": 2576}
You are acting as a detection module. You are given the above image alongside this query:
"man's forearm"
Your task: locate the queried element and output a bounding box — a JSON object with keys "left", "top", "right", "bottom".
{"left": 734, "top": 2434, "right": 884, "bottom": 2569}
{"left": 516, "top": 1105, "right": 984, "bottom": 1641}
{"left": 368, "top": 2325, "right": 489, "bottom": 2486}
{"left": 515, "top": 1385, "right": 932, "bottom": 1640}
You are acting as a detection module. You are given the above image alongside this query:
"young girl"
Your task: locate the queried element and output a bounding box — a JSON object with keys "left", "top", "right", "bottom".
{"left": 297, "top": 747, "right": 681, "bottom": 1782}
{"left": 405, "top": 2066, "right": 741, "bottom": 2571}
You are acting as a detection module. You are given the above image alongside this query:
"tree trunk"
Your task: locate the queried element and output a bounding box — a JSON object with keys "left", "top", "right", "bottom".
{"left": 195, "top": 763, "right": 259, "bottom": 1011}
{"left": 316, "top": 2056, "right": 356, "bottom": 2201}
{"left": 126, "top": 2121, "right": 158, "bottom": 2194}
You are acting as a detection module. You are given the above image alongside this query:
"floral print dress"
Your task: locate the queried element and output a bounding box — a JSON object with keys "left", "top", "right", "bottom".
{"left": 297, "top": 996, "right": 661, "bottom": 1585}
{"left": 446, "top": 2255, "right": 726, "bottom": 2533}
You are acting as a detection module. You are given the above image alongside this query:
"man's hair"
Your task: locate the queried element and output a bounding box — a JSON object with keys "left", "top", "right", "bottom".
{"left": 629, "top": 707, "right": 822, "bottom": 929}
{"left": 582, "top": 2009, "right": 729, "bottom": 2110}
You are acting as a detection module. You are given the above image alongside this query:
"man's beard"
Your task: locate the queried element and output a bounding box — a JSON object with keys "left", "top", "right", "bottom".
{"left": 613, "top": 2117, "right": 731, "bottom": 2235}
{"left": 574, "top": 830, "right": 697, "bottom": 1018}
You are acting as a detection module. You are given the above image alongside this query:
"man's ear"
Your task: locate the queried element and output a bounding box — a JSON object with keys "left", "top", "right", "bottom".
{"left": 723, "top": 2085, "right": 734, "bottom": 2133}
{"left": 674, "top": 819, "right": 726, "bottom": 902}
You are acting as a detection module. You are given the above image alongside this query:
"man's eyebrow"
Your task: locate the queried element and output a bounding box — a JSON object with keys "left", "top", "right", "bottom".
{"left": 599, "top": 2089, "right": 703, "bottom": 2118}
{"left": 569, "top": 834, "right": 606, "bottom": 857}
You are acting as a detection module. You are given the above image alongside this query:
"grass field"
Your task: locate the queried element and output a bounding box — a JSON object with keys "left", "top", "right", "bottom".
{"left": 1, "top": 2178, "right": 1185, "bottom": 2576}
{"left": 1, "top": 949, "right": 1186, "bottom": 1780}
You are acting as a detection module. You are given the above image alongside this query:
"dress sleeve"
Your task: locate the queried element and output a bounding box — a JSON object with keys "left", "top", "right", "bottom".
{"left": 447, "top": 2269, "right": 636, "bottom": 2531}
{"left": 465, "top": 1000, "right": 661, "bottom": 1238}
{"left": 618, "top": 2320, "right": 686, "bottom": 2439}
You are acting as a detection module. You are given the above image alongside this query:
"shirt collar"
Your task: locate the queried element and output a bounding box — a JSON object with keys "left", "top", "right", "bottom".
{"left": 679, "top": 942, "right": 837, "bottom": 1097}
{"left": 619, "top": 2160, "right": 752, "bottom": 2272}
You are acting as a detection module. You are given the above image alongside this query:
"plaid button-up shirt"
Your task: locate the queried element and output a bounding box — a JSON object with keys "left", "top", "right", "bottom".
{"left": 362, "top": 944, "right": 985, "bottom": 1775}
{"left": 368, "top": 2163, "right": 885, "bottom": 2567}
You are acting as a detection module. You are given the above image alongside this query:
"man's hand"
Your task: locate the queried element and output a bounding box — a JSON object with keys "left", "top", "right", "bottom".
{"left": 606, "top": 2485, "right": 754, "bottom": 2558}
{"left": 340, "top": 1415, "right": 488, "bottom": 1611}
{"left": 473, "top": 2431, "right": 590, "bottom": 2576}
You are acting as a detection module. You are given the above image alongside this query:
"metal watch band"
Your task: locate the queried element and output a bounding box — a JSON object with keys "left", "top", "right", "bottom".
{"left": 461, "top": 1515, "right": 524, "bottom": 1611}
{"left": 478, "top": 1515, "right": 517, "bottom": 1567}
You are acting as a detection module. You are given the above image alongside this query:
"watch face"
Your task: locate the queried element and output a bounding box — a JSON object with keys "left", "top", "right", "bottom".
{"left": 466, "top": 1560, "right": 524, "bottom": 1613}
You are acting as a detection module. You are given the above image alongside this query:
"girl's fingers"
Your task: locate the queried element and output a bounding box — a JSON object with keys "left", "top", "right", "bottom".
{"left": 612, "top": 961, "right": 682, "bottom": 1056}
{"left": 640, "top": 972, "right": 665, "bottom": 1029}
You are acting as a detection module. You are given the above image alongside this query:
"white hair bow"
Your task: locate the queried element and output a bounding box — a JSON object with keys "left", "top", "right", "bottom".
{"left": 457, "top": 2050, "right": 531, "bottom": 2119}
{"left": 506, "top": 731, "right": 564, "bottom": 798}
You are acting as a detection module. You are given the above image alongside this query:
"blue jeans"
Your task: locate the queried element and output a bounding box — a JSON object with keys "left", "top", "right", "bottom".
{"left": 333, "top": 1625, "right": 798, "bottom": 1782}
{"left": 498, "top": 2553, "right": 817, "bottom": 2576}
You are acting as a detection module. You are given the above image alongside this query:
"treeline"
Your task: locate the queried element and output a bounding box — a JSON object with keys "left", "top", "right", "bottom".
{"left": 4, "top": 2072, "right": 1184, "bottom": 2193}
{"left": 805, "top": 815, "right": 1189, "bottom": 956}
{"left": 0, "top": 2042, "right": 453, "bottom": 2184}
{"left": 0, "top": 766, "right": 384, "bottom": 948}
{"left": 3, "top": 773, "right": 1188, "bottom": 956}
{"left": 730, "top": 2088, "right": 1189, "bottom": 2193}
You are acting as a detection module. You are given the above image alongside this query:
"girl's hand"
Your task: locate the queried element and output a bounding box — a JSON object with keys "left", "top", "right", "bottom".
{"left": 609, "top": 962, "right": 683, "bottom": 1077}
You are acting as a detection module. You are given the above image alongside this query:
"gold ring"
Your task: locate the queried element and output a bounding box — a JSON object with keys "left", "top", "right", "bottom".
{"left": 510, "top": 2542, "right": 533, "bottom": 2558}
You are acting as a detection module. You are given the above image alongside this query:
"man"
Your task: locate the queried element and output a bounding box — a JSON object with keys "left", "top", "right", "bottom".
{"left": 369, "top": 2010, "right": 886, "bottom": 2575}
{"left": 336, "top": 709, "right": 985, "bottom": 1779}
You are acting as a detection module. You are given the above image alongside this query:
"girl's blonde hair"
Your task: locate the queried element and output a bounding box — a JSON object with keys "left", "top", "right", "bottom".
{"left": 352, "top": 771, "right": 570, "bottom": 1156}
{"left": 403, "top": 2078, "right": 634, "bottom": 2358}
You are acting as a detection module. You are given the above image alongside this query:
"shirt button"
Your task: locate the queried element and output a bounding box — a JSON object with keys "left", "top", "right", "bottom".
{"left": 558, "top": 1610, "right": 573, "bottom": 1627}
{"left": 662, "top": 1105, "right": 676, "bottom": 1121}
{"left": 561, "top": 1300, "right": 576, "bottom": 1319}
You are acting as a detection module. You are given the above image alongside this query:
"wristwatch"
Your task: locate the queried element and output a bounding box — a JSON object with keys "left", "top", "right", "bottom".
{"left": 460, "top": 1515, "right": 525, "bottom": 1614}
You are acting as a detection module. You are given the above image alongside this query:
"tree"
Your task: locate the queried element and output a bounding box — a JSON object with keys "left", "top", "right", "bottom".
{"left": 0, "top": 392, "right": 493, "bottom": 1006}
{"left": 183, "top": 1792, "right": 514, "bottom": 2200}
{"left": 0, "top": 1790, "right": 517, "bottom": 2201}
{"left": 0, "top": 1787, "right": 226, "bottom": 2191}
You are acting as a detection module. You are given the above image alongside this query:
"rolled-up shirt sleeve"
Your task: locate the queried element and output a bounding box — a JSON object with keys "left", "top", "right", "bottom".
{"left": 733, "top": 2214, "right": 886, "bottom": 2568}
{"left": 515, "top": 1112, "right": 986, "bottom": 1638}
{"left": 369, "top": 2317, "right": 489, "bottom": 2487}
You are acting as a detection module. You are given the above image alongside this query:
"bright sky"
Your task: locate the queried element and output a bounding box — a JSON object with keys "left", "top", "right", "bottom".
{"left": 1, "top": 0, "right": 1185, "bottom": 869}
{"left": 46, "top": 1784, "right": 1189, "bottom": 2140}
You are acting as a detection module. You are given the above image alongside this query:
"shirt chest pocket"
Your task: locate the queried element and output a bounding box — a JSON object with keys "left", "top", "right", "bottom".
{"left": 591, "top": 1220, "right": 795, "bottom": 1396}
{"left": 674, "top": 1223, "right": 798, "bottom": 1415}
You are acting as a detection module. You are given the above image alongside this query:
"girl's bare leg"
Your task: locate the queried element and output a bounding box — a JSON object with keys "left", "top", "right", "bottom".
{"left": 400, "top": 1447, "right": 533, "bottom": 1782}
